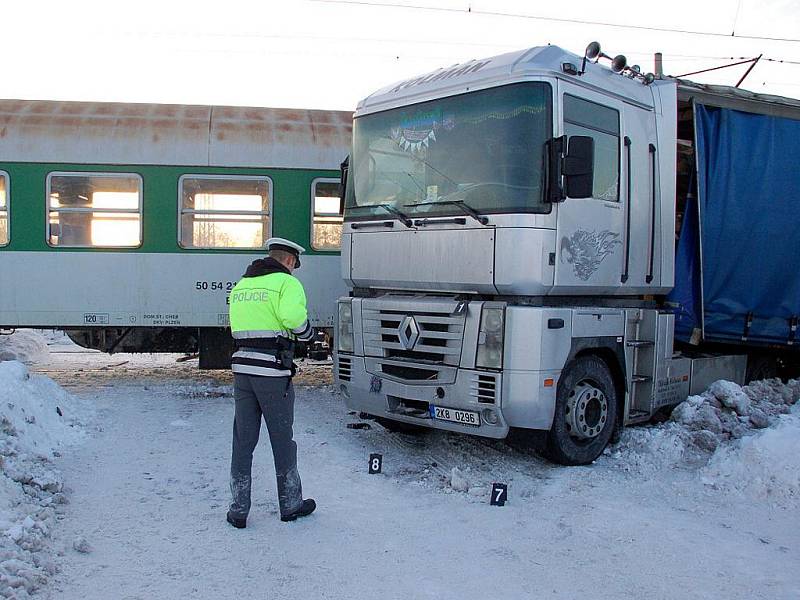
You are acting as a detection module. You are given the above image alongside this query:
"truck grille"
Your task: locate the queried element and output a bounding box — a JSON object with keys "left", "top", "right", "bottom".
{"left": 471, "top": 374, "right": 497, "bottom": 404}
{"left": 362, "top": 298, "right": 466, "bottom": 366}
{"left": 380, "top": 363, "right": 439, "bottom": 381}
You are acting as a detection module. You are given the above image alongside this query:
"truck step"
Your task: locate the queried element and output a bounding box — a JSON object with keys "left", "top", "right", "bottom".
{"left": 626, "top": 340, "right": 654, "bottom": 348}
{"left": 627, "top": 409, "right": 650, "bottom": 423}
{"left": 631, "top": 375, "right": 651, "bottom": 383}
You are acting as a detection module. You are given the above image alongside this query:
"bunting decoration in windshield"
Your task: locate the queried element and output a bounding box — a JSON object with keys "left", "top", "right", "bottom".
{"left": 390, "top": 109, "right": 454, "bottom": 154}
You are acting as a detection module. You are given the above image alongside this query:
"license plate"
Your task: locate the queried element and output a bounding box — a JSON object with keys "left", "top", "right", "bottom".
{"left": 430, "top": 405, "right": 480, "bottom": 427}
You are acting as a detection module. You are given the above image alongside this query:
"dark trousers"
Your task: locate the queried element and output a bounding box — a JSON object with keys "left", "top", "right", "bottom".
{"left": 229, "top": 374, "right": 303, "bottom": 518}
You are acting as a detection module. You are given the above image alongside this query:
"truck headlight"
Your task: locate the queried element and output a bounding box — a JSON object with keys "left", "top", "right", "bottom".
{"left": 476, "top": 306, "right": 504, "bottom": 369}
{"left": 337, "top": 300, "right": 354, "bottom": 353}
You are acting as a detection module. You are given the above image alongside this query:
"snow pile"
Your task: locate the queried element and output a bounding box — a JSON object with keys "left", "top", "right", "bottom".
{"left": 609, "top": 378, "right": 800, "bottom": 505}
{"left": 0, "top": 362, "right": 87, "bottom": 457}
{"left": 0, "top": 361, "right": 90, "bottom": 598}
{"left": 607, "top": 424, "right": 693, "bottom": 474}
{"left": 703, "top": 406, "right": 800, "bottom": 506}
{"left": 35, "top": 330, "right": 80, "bottom": 352}
{"left": 671, "top": 379, "right": 800, "bottom": 448}
{"left": 0, "top": 332, "right": 49, "bottom": 365}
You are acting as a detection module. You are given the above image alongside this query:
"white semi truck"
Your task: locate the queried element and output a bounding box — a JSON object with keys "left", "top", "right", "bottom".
{"left": 333, "top": 43, "right": 800, "bottom": 465}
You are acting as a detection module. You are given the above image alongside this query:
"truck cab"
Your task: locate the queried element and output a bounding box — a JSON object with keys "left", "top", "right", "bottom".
{"left": 335, "top": 45, "right": 693, "bottom": 465}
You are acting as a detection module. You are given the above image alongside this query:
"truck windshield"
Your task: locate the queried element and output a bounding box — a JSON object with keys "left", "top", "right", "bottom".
{"left": 345, "top": 82, "right": 552, "bottom": 220}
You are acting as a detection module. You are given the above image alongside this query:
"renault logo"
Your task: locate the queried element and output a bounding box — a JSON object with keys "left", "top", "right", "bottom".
{"left": 398, "top": 315, "right": 421, "bottom": 350}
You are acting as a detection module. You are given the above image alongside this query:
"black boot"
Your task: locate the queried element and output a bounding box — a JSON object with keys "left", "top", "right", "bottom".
{"left": 226, "top": 511, "right": 247, "bottom": 529}
{"left": 281, "top": 499, "right": 316, "bottom": 522}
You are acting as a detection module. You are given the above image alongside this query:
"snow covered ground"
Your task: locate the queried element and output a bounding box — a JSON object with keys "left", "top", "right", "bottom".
{"left": 0, "top": 330, "right": 798, "bottom": 599}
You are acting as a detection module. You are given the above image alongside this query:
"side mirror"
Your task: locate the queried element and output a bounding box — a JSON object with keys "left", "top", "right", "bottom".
{"left": 563, "top": 136, "right": 594, "bottom": 199}
{"left": 339, "top": 155, "right": 349, "bottom": 215}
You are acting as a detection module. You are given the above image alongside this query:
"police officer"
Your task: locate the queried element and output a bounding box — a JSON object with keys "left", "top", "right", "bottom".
{"left": 226, "top": 237, "right": 316, "bottom": 527}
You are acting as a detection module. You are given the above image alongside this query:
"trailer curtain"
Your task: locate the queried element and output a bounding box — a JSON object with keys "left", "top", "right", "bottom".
{"left": 670, "top": 103, "right": 800, "bottom": 346}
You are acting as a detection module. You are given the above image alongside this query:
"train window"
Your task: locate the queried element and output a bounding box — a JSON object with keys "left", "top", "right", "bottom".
{"left": 179, "top": 176, "right": 271, "bottom": 249}
{"left": 47, "top": 173, "right": 142, "bottom": 248}
{"left": 0, "top": 172, "right": 8, "bottom": 246}
{"left": 311, "top": 178, "right": 342, "bottom": 251}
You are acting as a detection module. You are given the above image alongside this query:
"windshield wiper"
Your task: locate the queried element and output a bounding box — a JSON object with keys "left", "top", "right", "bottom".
{"left": 373, "top": 204, "right": 413, "bottom": 227}
{"left": 406, "top": 199, "right": 489, "bottom": 225}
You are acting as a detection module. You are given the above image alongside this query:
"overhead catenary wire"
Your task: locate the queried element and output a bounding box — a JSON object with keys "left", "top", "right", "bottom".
{"left": 735, "top": 54, "right": 762, "bottom": 87}
{"left": 731, "top": 0, "right": 743, "bottom": 36}
{"left": 311, "top": 0, "right": 800, "bottom": 44}
{"left": 104, "top": 26, "right": 800, "bottom": 66}
{"left": 676, "top": 54, "right": 766, "bottom": 88}
{"left": 627, "top": 53, "right": 800, "bottom": 65}
{"left": 677, "top": 57, "right": 760, "bottom": 78}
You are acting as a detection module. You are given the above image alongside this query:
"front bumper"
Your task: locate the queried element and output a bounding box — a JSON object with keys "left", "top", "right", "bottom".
{"left": 335, "top": 354, "right": 560, "bottom": 439}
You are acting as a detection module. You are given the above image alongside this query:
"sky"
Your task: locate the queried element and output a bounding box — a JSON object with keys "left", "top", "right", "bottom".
{"left": 4, "top": 0, "right": 800, "bottom": 110}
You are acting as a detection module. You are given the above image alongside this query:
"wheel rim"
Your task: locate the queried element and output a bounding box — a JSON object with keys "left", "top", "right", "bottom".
{"left": 565, "top": 379, "right": 608, "bottom": 440}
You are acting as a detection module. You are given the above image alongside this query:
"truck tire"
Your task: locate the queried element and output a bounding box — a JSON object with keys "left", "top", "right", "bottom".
{"left": 545, "top": 355, "right": 618, "bottom": 466}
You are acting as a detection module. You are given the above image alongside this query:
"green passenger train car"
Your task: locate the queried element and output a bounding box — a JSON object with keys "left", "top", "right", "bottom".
{"left": 0, "top": 99, "right": 352, "bottom": 367}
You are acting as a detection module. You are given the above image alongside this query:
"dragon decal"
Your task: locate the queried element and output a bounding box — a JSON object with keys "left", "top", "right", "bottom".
{"left": 560, "top": 229, "right": 622, "bottom": 281}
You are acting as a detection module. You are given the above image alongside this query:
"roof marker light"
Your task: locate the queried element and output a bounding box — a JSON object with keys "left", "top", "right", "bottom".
{"left": 562, "top": 62, "right": 579, "bottom": 75}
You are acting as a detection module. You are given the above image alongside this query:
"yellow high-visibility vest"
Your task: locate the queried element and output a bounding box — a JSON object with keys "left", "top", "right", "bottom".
{"left": 229, "top": 272, "right": 311, "bottom": 341}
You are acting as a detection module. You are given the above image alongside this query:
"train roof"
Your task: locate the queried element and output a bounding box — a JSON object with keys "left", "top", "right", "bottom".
{"left": 0, "top": 100, "right": 352, "bottom": 169}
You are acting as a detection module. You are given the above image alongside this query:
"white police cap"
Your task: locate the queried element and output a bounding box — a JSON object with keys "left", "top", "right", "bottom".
{"left": 266, "top": 237, "right": 306, "bottom": 255}
{"left": 266, "top": 237, "right": 306, "bottom": 267}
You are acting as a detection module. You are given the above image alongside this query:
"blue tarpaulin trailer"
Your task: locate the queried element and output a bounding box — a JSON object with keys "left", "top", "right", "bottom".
{"left": 669, "top": 86, "right": 800, "bottom": 356}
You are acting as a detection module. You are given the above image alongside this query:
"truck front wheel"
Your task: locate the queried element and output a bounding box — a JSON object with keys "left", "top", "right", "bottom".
{"left": 545, "top": 355, "right": 618, "bottom": 466}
